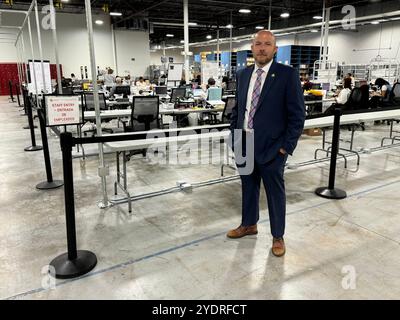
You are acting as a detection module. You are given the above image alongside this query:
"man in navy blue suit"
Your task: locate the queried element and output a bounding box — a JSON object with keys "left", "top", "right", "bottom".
{"left": 227, "top": 30, "right": 305, "bottom": 257}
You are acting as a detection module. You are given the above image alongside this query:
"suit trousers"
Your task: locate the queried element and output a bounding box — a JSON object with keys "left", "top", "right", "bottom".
{"left": 240, "top": 152, "right": 288, "bottom": 238}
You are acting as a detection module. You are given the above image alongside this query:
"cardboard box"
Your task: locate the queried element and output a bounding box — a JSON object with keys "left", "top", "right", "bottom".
{"left": 304, "top": 128, "right": 322, "bottom": 136}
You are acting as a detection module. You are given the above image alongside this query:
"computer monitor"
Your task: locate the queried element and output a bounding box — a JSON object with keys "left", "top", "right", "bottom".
{"left": 170, "top": 87, "right": 186, "bottom": 102}
{"left": 321, "top": 83, "right": 330, "bottom": 91}
{"left": 311, "top": 83, "right": 322, "bottom": 90}
{"left": 207, "top": 87, "right": 222, "bottom": 101}
{"left": 192, "top": 88, "right": 203, "bottom": 97}
{"left": 114, "top": 85, "right": 131, "bottom": 97}
{"left": 227, "top": 81, "right": 236, "bottom": 91}
{"left": 155, "top": 86, "right": 168, "bottom": 95}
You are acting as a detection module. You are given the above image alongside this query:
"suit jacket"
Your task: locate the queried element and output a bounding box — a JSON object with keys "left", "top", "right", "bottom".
{"left": 230, "top": 61, "right": 305, "bottom": 164}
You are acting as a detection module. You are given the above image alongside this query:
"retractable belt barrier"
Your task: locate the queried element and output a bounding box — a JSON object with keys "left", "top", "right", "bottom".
{"left": 50, "top": 105, "right": 400, "bottom": 279}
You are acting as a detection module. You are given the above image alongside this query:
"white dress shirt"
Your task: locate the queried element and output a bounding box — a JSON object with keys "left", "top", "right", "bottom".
{"left": 336, "top": 87, "right": 351, "bottom": 105}
{"left": 243, "top": 60, "right": 273, "bottom": 130}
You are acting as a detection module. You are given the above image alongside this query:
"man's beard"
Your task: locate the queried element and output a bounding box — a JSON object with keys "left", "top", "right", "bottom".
{"left": 255, "top": 54, "right": 272, "bottom": 65}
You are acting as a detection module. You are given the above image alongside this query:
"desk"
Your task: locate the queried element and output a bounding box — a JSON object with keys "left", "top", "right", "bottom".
{"left": 105, "top": 129, "right": 230, "bottom": 212}
{"left": 84, "top": 106, "right": 225, "bottom": 120}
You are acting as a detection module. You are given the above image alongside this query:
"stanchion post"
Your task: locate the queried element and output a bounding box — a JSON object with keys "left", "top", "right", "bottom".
{"left": 315, "top": 107, "right": 347, "bottom": 199}
{"left": 36, "top": 106, "right": 63, "bottom": 190}
{"left": 24, "top": 94, "right": 43, "bottom": 152}
{"left": 16, "top": 84, "right": 21, "bottom": 107}
{"left": 9, "top": 80, "right": 15, "bottom": 103}
{"left": 21, "top": 87, "right": 28, "bottom": 116}
{"left": 49, "top": 132, "right": 97, "bottom": 279}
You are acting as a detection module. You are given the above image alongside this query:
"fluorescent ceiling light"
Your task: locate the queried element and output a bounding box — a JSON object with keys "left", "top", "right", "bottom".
{"left": 313, "top": 15, "right": 323, "bottom": 20}
{"left": 239, "top": 9, "right": 251, "bottom": 14}
{"left": 226, "top": 24, "right": 233, "bottom": 28}
{"left": 180, "top": 40, "right": 185, "bottom": 43}
{"left": 255, "top": 26, "right": 264, "bottom": 30}
{"left": 370, "top": 20, "right": 380, "bottom": 24}
{"left": 188, "top": 22, "right": 198, "bottom": 26}
{"left": 310, "top": 29, "right": 318, "bottom": 33}
{"left": 166, "top": 34, "right": 174, "bottom": 37}
{"left": 110, "top": 12, "right": 122, "bottom": 16}
{"left": 95, "top": 20, "right": 103, "bottom": 25}
{"left": 390, "top": 17, "right": 400, "bottom": 20}
{"left": 280, "top": 12, "right": 290, "bottom": 18}
{"left": 61, "top": 0, "right": 69, "bottom": 2}
{"left": 206, "top": 35, "right": 212, "bottom": 39}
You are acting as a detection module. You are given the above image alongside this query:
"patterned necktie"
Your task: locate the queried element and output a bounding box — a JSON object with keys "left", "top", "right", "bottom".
{"left": 247, "top": 68, "right": 264, "bottom": 129}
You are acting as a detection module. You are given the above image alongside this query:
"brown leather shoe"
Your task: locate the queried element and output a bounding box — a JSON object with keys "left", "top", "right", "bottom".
{"left": 272, "top": 237, "right": 286, "bottom": 257}
{"left": 226, "top": 225, "right": 258, "bottom": 239}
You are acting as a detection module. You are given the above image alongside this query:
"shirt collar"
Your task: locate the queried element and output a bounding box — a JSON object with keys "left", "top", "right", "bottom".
{"left": 253, "top": 60, "right": 273, "bottom": 76}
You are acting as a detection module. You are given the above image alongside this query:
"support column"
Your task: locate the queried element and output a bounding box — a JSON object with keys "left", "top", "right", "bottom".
{"left": 49, "top": 0, "right": 62, "bottom": 94}
{"left": 322, "top": 7, "right": 331, "bottom": 62}
{"left": 34, "top": 0, "right": 48, "bottom": 95}
{"left": 183, "top": 0, "right": 190, "bottom": 83}
{"left": 216, "top": 29, "right": 220, "bottom": 81}
{"left": 268, "top": 0, "right": 272, "bottom": 30}
{"left": 111, "top": 24, "right": 118, "bottom": 74}
{"left": 27, "top": 16, "right": 39, "bottom": 104}
{"left": 229, "top": 10, "right": 233, "bottom": 78}
{"left": 84, "top": 0, "right": 110, "bottom": 208}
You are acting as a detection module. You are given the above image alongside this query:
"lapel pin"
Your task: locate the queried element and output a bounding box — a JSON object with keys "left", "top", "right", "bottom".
{"left": 271, "top": 73, "right": 275, "bottom": 78}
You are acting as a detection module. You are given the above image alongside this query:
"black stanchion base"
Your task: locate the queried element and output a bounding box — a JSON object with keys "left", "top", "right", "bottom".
{"left": 23, "top": 125, "right": 37, "bottom": 129}
{"left": 315, "top": 187, "right": 347, "bottom": 199}
{"left": 36, "top": 180, "right": 64, "bottom": 190}
{"left": 24, "top": 145, "right": 43, "bottom": 152}
{"left": 50, "top": 250, "right": 97, "bottom": 279}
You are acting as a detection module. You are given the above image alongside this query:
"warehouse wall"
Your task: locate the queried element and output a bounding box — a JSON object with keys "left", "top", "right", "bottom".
{"left": 0, "top": 11, "right": 150, "bottom": 78}
{"left": 150, "top": 48, "right": 185, "bottom": 65}
{"left": 187, "top": 21, "right": 400, "bottom": 65}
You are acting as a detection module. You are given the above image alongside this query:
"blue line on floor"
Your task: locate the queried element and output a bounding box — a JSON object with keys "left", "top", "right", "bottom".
{"left": 5, "top": 178, "right": 400, "bottom": 300}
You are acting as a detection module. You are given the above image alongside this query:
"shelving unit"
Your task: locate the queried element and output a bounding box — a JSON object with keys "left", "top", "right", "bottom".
{"left": 276, "top": 45, "right": 321, "bottom": 77}
{"left": 368, "top": 57, "right": 399, "bottom": 83}
{"left": 236, "top": 50, "right": 253, "bottom": 70}
{"left": 313, "top": 60, "right": 338, "bottom": 86}
{"left": 199, "top": 52, "right": 212, "bottom": 63}
{"left": 339, "top": 64, "right": 369, "bottom": 80}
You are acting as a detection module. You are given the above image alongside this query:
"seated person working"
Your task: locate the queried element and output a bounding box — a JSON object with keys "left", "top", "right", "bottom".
{"left": 110, "top": 77, "right": 123, "bottom": 97}
{"left": 370, "top": 77, "right": 392, "bottom": 108}
{"left": 335, "top": 77, "right": 352, "bottom": 105}
{"left": 135, "top": 76, "right": 147, "bottom": 90}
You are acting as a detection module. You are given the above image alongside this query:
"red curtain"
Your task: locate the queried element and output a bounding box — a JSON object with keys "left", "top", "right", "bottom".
{"left": 0, "top": 63, "right": 63, "bottom": 96}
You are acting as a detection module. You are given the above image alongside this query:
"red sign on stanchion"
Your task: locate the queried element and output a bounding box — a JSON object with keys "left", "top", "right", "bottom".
{"left": 45, "top": 95, "right": 83, "bottom": 127}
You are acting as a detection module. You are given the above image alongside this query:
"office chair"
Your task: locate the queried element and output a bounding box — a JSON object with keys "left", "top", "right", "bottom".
{"left": 221, "top": 96, "right": 236, "bottom": 123}
{"left": 170, "top": 87, "right": 186, "bottom": 103}
{"left": 124, "top": 96, "right": 160, "bottom": 132}
{"left": 211, "top": 96, "right": 236, "bottom": 124}
{"left": 55, "top": 87, "right": 74, "bottom": 95}
{"left": 124, "top": 96, "right": 160, "bottom": 158}
{"left": 83, "top": 92, "right": 113, "bottom": 136}
{"left": 392, "top": 82, "right": 400, "bottom": 105}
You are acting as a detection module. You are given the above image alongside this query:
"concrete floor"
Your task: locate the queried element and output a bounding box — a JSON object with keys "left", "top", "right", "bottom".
{"left": 1, "top": 96, "right": 400, "bottom": 300}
